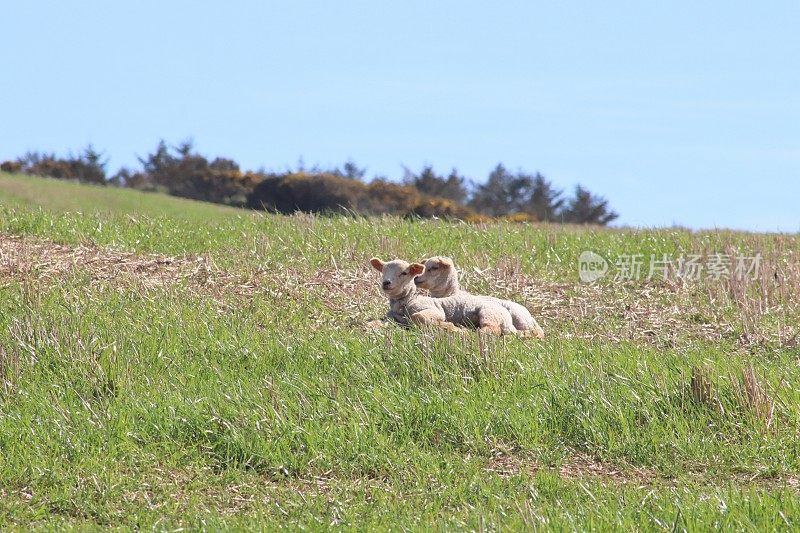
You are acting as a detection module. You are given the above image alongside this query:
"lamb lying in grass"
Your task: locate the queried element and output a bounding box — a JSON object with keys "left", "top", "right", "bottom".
{"left": 370, "top": 257, "right": 524, "bottom": 335}
{"left": 414, "top": 256, "right": 545, "bottom": 339}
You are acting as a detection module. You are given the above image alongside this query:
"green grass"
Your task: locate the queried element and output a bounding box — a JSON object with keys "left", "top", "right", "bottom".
{"left": 0, "top": 172, "right": 243, "bottom": 221}
{"left": 1, "top": 172, "right": 799, "bottom": 531}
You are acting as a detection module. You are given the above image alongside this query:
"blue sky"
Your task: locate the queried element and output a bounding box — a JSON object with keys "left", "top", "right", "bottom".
{"left": 2, "top": 1, "right": 798, "bottom": 231}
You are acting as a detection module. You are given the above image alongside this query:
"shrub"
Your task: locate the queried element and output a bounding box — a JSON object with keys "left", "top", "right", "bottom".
{"left": 1, "top": 160, "right": 22, "bottom": 173}
{"left": 248, "top": 173, "right": 481, "bottom": 220}
{"left": 132, "top": 141, "right": 262, "bottom": 206}
{"left": 248, "top": 172, "right": 362, "bottom": 213}
{"left": 14, "top": 147, "right": 107, "bottom": 185}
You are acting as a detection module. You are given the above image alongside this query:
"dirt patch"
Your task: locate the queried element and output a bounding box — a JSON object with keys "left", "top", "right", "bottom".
{"left": 0, "top": 233, "right": 269, "bottom": 301}
{"left": 114, "top": 466, "right": 392, "bottom": 515}
{"left": 0, "top": 234, "right": 208, "bottom": 289}
{"left": 485, "top": 451, "right": 658, "bottom": 485}
{"left": 484, "top": 450, "right": 800, "bottom": 491}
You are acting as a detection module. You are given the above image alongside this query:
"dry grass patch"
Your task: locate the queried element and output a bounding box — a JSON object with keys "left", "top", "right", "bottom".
{"left": 485, "top": 450, "right": 800, "bottom": 492}
{"left": 116, "top": 467, "right": 392, "bottom": 516}
{"left": 0, "top": 233, "right": 206, "bottom": 289}
{"left": 485, "top": 450, "right": 658, "bottom": 485}
{"left": 466, "top": 252, "right": 800, "bottom": 349}
{"left": 3, "top": 233, "right": 798, "bottom": 349}
{"left": 0, "top": 233, "right": 267, "bottom": 301}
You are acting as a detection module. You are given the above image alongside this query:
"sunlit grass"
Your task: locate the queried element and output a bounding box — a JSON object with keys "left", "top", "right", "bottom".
{"left": 1, "top": 172, "right": 799, "bottom": 530}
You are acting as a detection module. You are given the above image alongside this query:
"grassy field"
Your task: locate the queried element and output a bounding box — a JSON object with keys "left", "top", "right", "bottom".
{"left": 1, "top": 171, "right": 799, "bottom": 531}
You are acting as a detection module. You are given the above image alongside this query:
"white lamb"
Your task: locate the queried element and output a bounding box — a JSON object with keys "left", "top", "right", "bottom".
{"left": 414, "top": 256, "right": 545, "bottom": 339}
{"left": 370, "top": 257, "right": 522, "bottom": 335}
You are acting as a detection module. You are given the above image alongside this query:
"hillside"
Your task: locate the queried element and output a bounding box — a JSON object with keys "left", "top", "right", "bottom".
{"left": 1, "top": 172, "right": 799, "bottom": 530}
{"left": 0, "top": 172, "right": 245, "bottom": 221}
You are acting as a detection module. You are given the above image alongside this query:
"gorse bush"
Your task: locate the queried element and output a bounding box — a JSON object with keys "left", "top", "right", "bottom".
{"left": 2, "top": 140, "right": 618, "bottom": 224}
{"left": 247, "top": 172, "right": 481, "bottom": 220}
{"left": 9, "top": 146, "right": 108, "bottom": 185}
{"left": 124, "top": 141, "right": 262, "bottom": 207}
{"left": 0, "top": 160, "right": 22, "bottom": 173}
{"left": 248, "top": 172, "right": 364, "bottom": 214}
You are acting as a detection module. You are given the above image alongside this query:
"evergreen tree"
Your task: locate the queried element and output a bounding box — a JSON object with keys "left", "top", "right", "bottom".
{"left": 469, "top": 164, "right": 531, "bottom": 216}
{"left": 560, "top": 185, "right": 619, "bottom": 225}
{"left": 405, "top": 165, "right": 468, "bottom": 204}
{"left": 525, "top": 172, "right": 564, "bottom": 222}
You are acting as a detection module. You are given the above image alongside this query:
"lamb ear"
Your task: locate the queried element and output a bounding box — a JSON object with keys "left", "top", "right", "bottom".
{"left": 439, "top": 257, "right": 454, "bottom": 268}
{"left": 370, "top": 258, "right": 385, "bottom": 272}
{"left": 409, "top": 263, "right": 425, "bottom": 276}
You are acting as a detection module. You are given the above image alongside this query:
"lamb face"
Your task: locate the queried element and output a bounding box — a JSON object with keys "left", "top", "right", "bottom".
{"left": 370, "top": 258, "right": 424, "bottom": 299}
{"left": 414, "top": 256, "right": 457, "bottom": 297}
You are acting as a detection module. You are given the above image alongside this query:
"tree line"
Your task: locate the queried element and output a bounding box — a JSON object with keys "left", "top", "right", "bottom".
{"left": 1, "top": 142, "right": 618, "bottom": 224}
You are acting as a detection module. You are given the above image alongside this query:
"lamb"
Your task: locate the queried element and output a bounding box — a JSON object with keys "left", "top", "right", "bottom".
{"left": 370, "top": 257, "right": 520, "bottom": 335}
{"left": 414, "top": 256, "right": 545, "bottom": 339}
